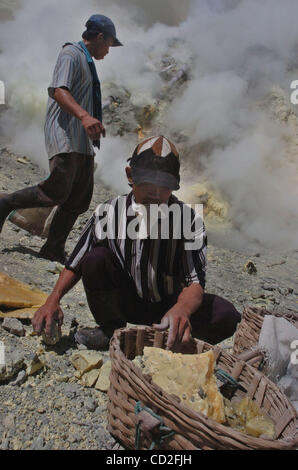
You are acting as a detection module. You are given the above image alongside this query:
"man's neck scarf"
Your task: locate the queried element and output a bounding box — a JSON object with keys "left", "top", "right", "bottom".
{"left": 79, "top": 40, "right": 102, "bottom": 149}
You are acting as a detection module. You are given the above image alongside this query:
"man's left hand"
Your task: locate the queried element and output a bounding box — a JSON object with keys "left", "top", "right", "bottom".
{"left": 153, "top": 306, "right": 192, "bottom": 350}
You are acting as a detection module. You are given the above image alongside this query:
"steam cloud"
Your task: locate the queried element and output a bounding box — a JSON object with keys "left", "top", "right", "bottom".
{"left": 0, "top": 0, "right": 297, "bottom": 250}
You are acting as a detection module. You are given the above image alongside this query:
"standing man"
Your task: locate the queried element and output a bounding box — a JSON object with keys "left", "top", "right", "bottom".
{"left": 0, "top": 15, "right": 122, "bottom": 263}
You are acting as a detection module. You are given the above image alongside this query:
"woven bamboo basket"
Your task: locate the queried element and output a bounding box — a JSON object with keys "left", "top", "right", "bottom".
{"left": 233, "top": 306, "right": 298, "bottom": 368}
{"left": 107, "top": 326, "right": 298, "bottom": 450}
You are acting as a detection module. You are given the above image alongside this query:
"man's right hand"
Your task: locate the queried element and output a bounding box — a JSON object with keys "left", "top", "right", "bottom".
{"left": 81, "top": 114, "right": 106, "bottom": 140}
{"left": 31, "top": 301, "right": 64, "bottom": 337}
{"left": 53, "top": 88, "right": 106, "bottom": 141}
{"left": 31, "top": 268, "right": 80, "bottom": 337}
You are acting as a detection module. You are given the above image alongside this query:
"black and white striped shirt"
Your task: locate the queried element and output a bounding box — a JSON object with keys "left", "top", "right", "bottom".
{"left": 66, "top": 192, "right": 207, "bottom": 303}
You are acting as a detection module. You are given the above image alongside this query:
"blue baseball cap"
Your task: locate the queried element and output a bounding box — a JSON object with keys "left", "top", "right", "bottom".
{"left": 85, "top": 14, "right": 122, "bottom": 47}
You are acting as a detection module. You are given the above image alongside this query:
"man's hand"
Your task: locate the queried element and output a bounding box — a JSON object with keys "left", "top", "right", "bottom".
{"left": 31, "top": 268, "right": 81, "bottom": 337}
{"left": 153, "top": 284, "right": 204, "bottom": 350}
{"left": 53, "top": 88, "right": 106, "bottom": 140}
{"left": 81, "top": 114, "right": 106, "bottom": 140}
{"left": 153, "top": 305, "right": 192, "bottom": 350}
{"left": 32, "top": 300, "right": 64, "bottom": 337}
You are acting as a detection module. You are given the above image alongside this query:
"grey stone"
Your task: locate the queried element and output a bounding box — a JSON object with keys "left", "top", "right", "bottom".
{"left": 62, "top": 383, "right": 79, "bottom": 399}
{"left": 0, "top": 345, "right": 25, "bottom": 381}
{"left": 2, "top": 318, "right": 25, "bottom": 337}
{"left": 84, "top": 398, "right": 97, "bottom": 412}
{"left": 41, "top": 321, "right": 61, "bottom": 345}
{"left": 251, "top": 289, "right": 265, "bottom": 299}
{"left": 95, "top": 404, "right": 106, "bottom": 414}
{"left": 24, "top": 352, "right": 44, "bottom": 376}
{"left": 68, "top": 433, "right": 81, "bottom": 444}
{"left": 43, "top": 441, "right": 53, "bottom": 450}
{"left": 46, "top": 262, "right": 63, "bottom": 274}
{"left": 244, "top": 260, "right": 257, "bottom": 274}
{"left": 262, "top": 283, "right": 276, "bottom": 291}
{"left": 0, "top": 438, "right": 10, "bottom": 450}
{"left": 10, "top": 370, "right": 27, "bottom": 386}
{"left": 277, "top": 287, "right": 289, "bottom": 296}
{"left": 3, "top": 414, "right": 15, "bottom": 430}
{"left": 30, "top": 435, "right": 45, "bottom": 450}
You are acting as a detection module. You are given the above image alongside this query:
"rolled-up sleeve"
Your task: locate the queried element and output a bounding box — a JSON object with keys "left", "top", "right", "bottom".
{"left": 48, "top": 50, "right": 78, "bottom": 98}
{"left": 65, "top": 214, "right": 97, "bottom": 272}
{"left": 65, "top": 200, "right": 111, "bottom": 272}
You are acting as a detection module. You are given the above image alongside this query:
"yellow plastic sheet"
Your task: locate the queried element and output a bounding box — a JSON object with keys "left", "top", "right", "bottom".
{"left": 0, "top": 272, "right": 48, "bottom": 318}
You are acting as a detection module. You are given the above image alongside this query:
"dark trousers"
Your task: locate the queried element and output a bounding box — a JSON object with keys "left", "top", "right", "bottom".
{"left": 78, "top": 246, "right": 241, "bottom": 345}
{"left": 37, "top": 152, "right": 94, "bottom": 215}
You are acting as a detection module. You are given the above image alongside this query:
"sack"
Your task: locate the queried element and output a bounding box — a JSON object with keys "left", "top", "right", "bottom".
{"left": 8, "top": 206, "right": 57, "bottom": 238}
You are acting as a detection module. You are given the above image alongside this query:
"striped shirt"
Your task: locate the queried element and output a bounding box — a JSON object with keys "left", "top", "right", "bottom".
{"left": 44, "top": 42, "right": 95, "bottom": 159}
{"left": 66, "top": 192, "right": 207, "bottom": 303}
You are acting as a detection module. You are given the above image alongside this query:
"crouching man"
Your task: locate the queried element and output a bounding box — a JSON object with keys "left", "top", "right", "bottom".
{"left": 32, "top": 136, "right": 241, "bottom": 350}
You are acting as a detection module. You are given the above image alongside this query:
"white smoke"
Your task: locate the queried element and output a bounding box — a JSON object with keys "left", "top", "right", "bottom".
{"left": 0, "top": 0, "right": 298, "bottom": 249}
{"left": 165, "top": 0, "right": 298, "bottom": 249}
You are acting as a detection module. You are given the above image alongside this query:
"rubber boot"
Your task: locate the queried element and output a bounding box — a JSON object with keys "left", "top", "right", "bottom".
{"left": 74, "top": 288, "right": 126, "bottom": 351}
{"left": 39, "top": 207, "right": 78, "bottom": 264}
{"left": 0, "top": 187, "right": 50, "bottom": 233}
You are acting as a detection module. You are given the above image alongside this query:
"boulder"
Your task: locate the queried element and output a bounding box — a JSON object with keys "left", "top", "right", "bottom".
{"left": 2, "top": 318, "right": 25, "bottom": 337}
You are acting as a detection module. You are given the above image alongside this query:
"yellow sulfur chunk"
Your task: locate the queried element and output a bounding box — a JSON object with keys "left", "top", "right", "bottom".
{"left": 94, "top": 361, "right": 111, "bottom": 392}
{"left": 80, "top": 369, "right": 101, "bottom": 388}
{"left": 224, "top": 397, "right": 275, "bottom": 438}
{"left": 71, "top": 351, "right": 103, "bottom": 376}
{"left": 245, "top": 415, "right": 275, "bottom": 438}
{"left": 0, "top": 272, "right": 47, "bottom": 309}
{"left": 134, "top": 347, "right": 225, "bottom": 423}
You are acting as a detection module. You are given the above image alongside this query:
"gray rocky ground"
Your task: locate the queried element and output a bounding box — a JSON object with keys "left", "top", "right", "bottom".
{"left": 0, "top": 147, "right": 297, "bottom": 450}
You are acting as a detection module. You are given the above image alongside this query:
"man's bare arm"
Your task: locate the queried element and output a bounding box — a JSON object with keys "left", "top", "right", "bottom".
{"left": 31, "top": 268, "right": 81, "bottom": 337}
{"left": 153, "top": 283, "right": 204, "bottom": 350}
{"left": 53, "top": 87, "right": 106, "bottom": 140}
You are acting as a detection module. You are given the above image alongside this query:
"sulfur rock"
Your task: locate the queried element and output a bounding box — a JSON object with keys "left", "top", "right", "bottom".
{"left": 133, "top": 347, "right": 225, "bottom": 423}
{"left": 71, "top": 351, "right": 103, "bottom": 377}
{"left": 25, "top": 353, "right": 44, "bottom": 376}
{"left": 2, "top": 318, "right": 25, "bottom": 337}
{"left": 41, "top": 321, "right": 62, "bottom": 345}
{"left": 80, "top": 368, "right": 101, "bottom": 388}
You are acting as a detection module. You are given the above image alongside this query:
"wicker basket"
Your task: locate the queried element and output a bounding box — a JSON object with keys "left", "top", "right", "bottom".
{"left": 107, "top": 326, "right": 298, "bottom": 450}
{"left": 233, "top": 306, "right": 298, "bottom": 367}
